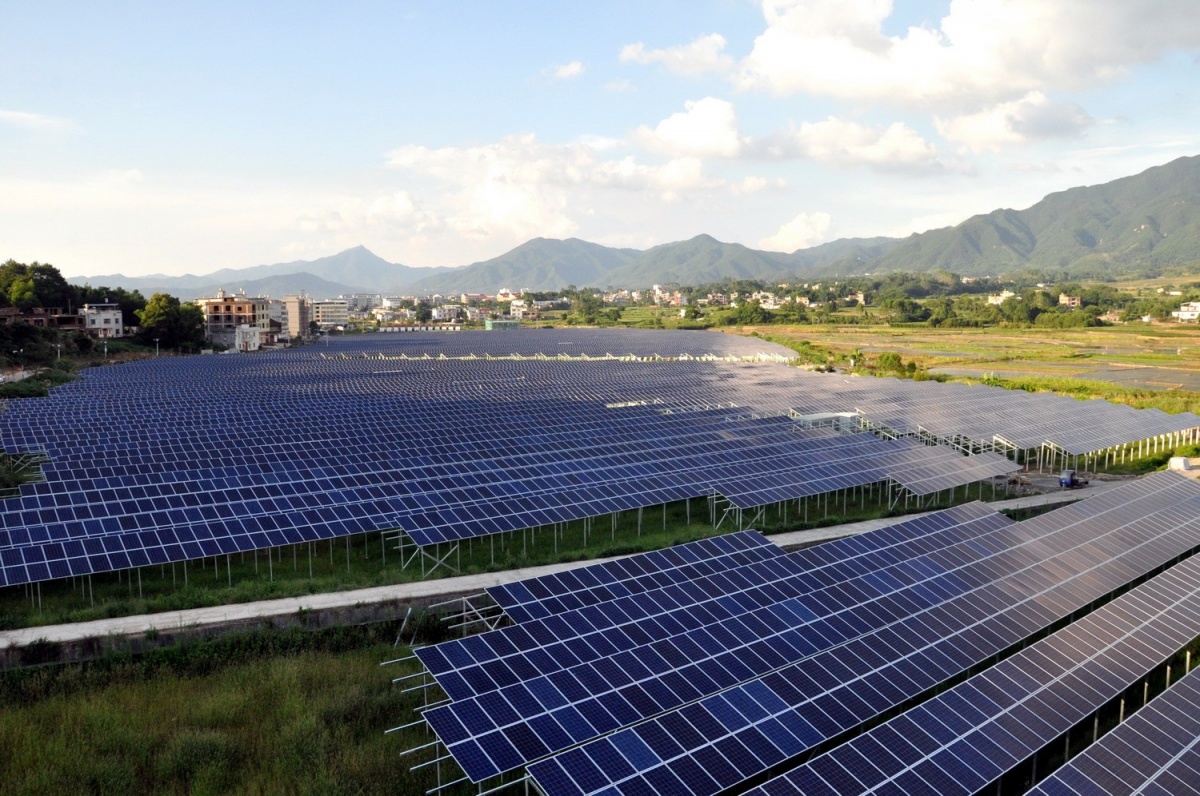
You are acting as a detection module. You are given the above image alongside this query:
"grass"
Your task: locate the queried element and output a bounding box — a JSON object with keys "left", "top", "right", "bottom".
{"left": 0, "top": 623, "right": 451, "bottom": 795}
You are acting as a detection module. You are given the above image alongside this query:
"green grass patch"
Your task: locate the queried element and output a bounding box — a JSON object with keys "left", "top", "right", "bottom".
{"left": 956, "top": 372, "right": 1200, "bottom": 415}
{"left": 0, "top": 627, "right": 446, "bottom": 795}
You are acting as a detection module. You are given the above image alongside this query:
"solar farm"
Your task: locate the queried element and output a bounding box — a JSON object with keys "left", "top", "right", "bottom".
{"left": 2, "top": 329, "right": 1196, "bottom": 597}
{"left": 5, "top": 328, "right": 1200, "bottom": 794}
{"left": 405, "top": 472, "right": 1200, "bottom": 796}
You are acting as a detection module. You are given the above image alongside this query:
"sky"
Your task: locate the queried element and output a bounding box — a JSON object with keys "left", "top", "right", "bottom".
{"left": 3, "top": 1, "right": 1200, "bottom": 279}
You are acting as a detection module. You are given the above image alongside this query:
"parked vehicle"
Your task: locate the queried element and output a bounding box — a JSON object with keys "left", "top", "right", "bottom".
{"left": 1059, "top": 469, "right": 1089, "bottom": 489}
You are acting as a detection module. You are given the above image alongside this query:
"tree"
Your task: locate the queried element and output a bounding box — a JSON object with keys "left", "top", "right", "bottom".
{"left": 570, "top": 293, "right": 604, "bottom": 324}
{"left": 136, "top": 293, "right": 206, "bottom": 350}
{"left": 414, "top": 301, "right": 433, "bottom": 323}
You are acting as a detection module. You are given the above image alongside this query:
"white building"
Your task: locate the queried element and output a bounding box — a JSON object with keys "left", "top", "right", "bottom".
{"left": 80, "top": 303, "right": 124, "bottom": 338}
{"left": 987, "top": 290, "right": 1017, "bottom": 306}
{"left": 234, "top": 324, "right": 276, "bottom": 352}
{"left": 311, "top": 299, "right": 349, "bottom": 328}
{"left": 1171, "top": 301, "right": 1200, "bottom": 322}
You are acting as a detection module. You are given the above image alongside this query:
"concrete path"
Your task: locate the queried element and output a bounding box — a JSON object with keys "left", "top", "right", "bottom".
{"left": 0, "top": 480, "right": 1119, "bottom": 650}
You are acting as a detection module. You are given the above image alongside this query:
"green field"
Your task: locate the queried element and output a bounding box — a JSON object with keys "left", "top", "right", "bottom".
{"left": 0, "top": 625, "right": 452, "bottom": 795}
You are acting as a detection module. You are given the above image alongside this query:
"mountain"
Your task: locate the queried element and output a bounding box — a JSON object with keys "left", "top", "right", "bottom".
{"left": 65, "top": 154, "right": 1200, "bottom": 296}
{"left": 68, "top": 246, "right": 453, "bottom": 298}
{"left": 196, "top": 245, "right": 453, "bottom": 293}
{"left": 602, "top": 235, "right": 792, "bottom": 286}
{"left": 408, "top": 237, "right": 640, "bottom": 294}
{"left": 870, "top": 154, "right": 1200, "bottom": 277}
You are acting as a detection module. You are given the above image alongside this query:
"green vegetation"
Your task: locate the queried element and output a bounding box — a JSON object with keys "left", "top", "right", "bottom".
{"left": 0, "top": 623, "right": 446, "bottom": 795}
{"left": 135, "top": 293, "right": 207, "bottom": 351}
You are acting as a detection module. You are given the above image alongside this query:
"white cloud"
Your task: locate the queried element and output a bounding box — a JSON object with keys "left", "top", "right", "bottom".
{"left": 745, "top": 116, "right": 942, "bottom": 171}
{"left": 936, "top": 91, "right": 1094, "bottom": 152}
{"left": 0, "top": 109, "right": 75, "bottom": 131}
{"left": 552, "top": 60, "right": 584, "bottom": 79}
{"left": 620, "top": 33, "right": 734, "bottom": 76}
{"left": 734, "top": 175, "right": 784, "bottom": 195}
{"left": 635, "top": 97, "right": 742, "bottom": 158}
{"left": 604, "top": 79, "right": 635, "bottom": 93}
{"left": 759, "top": 211, "right": 833, "bottom": 252}
{"left": 383, "top": 135, "right": 732, "bottom": 249}
{"left": 736, "top": 1, "right": 1200, "bottom": 109}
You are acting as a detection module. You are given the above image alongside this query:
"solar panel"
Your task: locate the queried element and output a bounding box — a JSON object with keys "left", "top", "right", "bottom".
{"left": 1028, "top": 668, "right": 1200, "bottom": 796}
{"left": 486, "top": 530, "right": 788, "bottom": 623}
{"left": 746, "top": 549, "right": 1200, "bottom": 795}
{"left": 523, "top": 472, "right": 1200, "bottom": 795}
{"left": 416, "top": 503, "right": 1012, "bottom": 709}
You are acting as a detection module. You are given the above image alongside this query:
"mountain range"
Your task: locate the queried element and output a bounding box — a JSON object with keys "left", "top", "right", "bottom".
{"left": 68, "top": 154, "right": 1200, "bottom": 298}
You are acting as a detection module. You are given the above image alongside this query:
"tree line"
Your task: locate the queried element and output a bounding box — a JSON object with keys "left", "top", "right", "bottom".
{"left": 0, "top": 259, "right": 206, "bottom": 365}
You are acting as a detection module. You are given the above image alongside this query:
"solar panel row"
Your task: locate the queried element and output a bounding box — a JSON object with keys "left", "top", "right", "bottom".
{"left": 487, "top": 530, "right": 788, "bottom": 624}
{"left": 418, "top": 503, "right": 1010, "bottom": 708}
{"left": 748, "top": 550, "right": 1200, "bottom": 795}
{"left": 1029, "top": 669, "right": 1200, "bottom": 796}
{"left": 524, "top": 473, "right": 1200, "bottom": 795}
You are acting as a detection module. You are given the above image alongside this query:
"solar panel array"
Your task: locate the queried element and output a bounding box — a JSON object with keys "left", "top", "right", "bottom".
{"left": 524, "top": 472, "right": 1200, "bottom": 796}
{"left": 403, "top": 473, "right": 1200, "bottom": 792}
{"left": 1030, "top": 668, "right": 1200, "bottom": 796}
{"left": 418, "top": 502, "right": 1016, "bottom": 779}
{"left": 747, "top": 549, "right": 1200, "bottom": 796}
{"left": 0, "top": 331, "right": 1023, "bottom": 589}
{"left": 1, "top": 328, "right": 1193, "bottom": 592}
{"left": 785, "top": 372, "right": 1200, "bottom": 455}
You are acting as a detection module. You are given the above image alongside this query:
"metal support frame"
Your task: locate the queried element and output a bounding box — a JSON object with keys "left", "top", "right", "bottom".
{"left": 390, "top": 529, "right": 461, "bottom": 578}
{"left": 434, "top": 592, "right": 506, "bottom": 634}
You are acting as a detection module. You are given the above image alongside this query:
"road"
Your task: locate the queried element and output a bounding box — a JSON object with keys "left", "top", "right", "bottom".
{"left": 0, "top": 480, "right": 1118, "bottom": 649}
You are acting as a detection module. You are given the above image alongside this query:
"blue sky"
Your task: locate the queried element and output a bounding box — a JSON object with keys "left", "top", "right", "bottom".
{"left": 3, "top": 1, "right": 1199, "bottom": 277}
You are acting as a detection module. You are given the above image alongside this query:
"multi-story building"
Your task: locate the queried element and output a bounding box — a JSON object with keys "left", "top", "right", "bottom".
{"left": 1, "top": 307, "right": 87, "bottom": 333}
{"left": 282, "top": 295, "right": 311, "bottom": 339}
{"left": 195, "top": 290, "right": 271, "bottom": 347}
{"left": 1171, "top": 301, "right": 1200, "bottom": 322}
{"left": 75, "top": 304, "right": 121, "bottom": 337}
{"left": 311, "top": 299, "right": 349, "bottom": 329}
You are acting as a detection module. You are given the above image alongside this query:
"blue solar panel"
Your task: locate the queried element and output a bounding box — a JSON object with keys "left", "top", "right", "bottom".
{"left": 0, "top": 332, "right": 1023, "bottom": 589}
{"left": 486, "top": 530, "right": 787, "bottom": 623}
{"left": 522, "top": 473, "right": 1200, "bottom": 794}
{"left": 1029, "top": 669, "right": 1200, "bottom": 796}
{"left": 748, "top": 551, "right": 1200, "bottom": 795}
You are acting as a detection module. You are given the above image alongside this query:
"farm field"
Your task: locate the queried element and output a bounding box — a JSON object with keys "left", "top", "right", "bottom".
{"left": 726, "top": 322, "right": 1200, "bottom": 408}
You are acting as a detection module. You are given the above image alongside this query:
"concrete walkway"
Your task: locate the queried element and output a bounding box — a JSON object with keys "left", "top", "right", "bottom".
{"left": 0, "top": 480, "right": 1119, "bottom": 650}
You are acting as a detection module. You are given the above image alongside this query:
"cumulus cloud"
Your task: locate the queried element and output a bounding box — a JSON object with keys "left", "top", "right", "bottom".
{"left": 745, "top": 116, "right": 942, "bottom": 171}
{"left": 620, "top": 33, "right": 734, "bottom": 75}
{"left": 759, "top": 211, "right": 833, "bottom": 252}
{"left": 735, "top": 0, "right": 1200, "bottom": 109}
{"left": 936, "top": 91, "right": 1094, "bottom": 152}
{"left": 551, "top": 60, "right": 584, "bottom": 79}
{"left": 631, "top": 99, "right": 941, "bottom": 171}
{"left": 0, "top": 109, "right": 75, "bottom": 131}
{"left": 383, "top": 134, "right": 734, "bottom": 246}
{"left": 635, "top": 97, "right": 742, "bottom": 158}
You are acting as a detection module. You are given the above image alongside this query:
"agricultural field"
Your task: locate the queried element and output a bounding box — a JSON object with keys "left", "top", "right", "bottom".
{"left": 729, "top": 322, "right": 1200, "bottom": 411}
